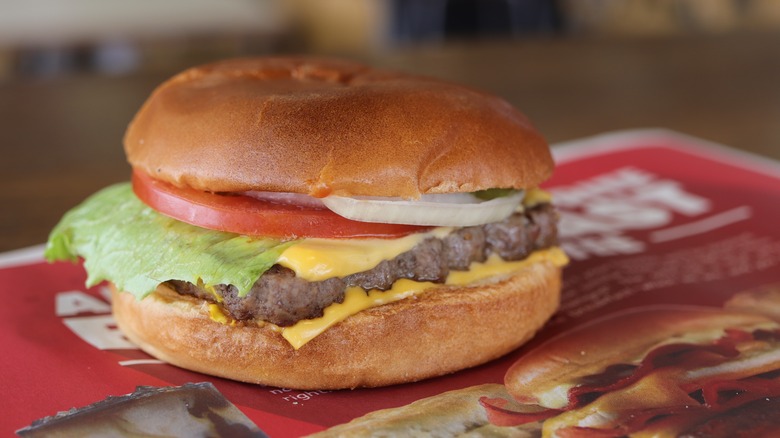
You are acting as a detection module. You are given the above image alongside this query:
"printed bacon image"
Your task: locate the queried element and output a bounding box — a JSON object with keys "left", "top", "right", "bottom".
{"left": 480, "top": 306, "right": 780, "bottom": 437}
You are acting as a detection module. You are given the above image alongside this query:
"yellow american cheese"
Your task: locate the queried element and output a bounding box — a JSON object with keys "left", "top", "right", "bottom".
{"left": 208, "top": 303, "right": 232, "bottom": 325}
{"left": 281, "top": 279, "right": 436, "bottom": 349}
{"left": 445, "top": 247, "right": 568, "bottom": 286}
{"left": 276, "top": 228, "right": 452, "bottom": 281}
{"left": 523, "top": 187, "right": 552, "bottom": 207}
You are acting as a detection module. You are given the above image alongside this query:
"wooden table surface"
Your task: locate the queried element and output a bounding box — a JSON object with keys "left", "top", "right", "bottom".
{"left": 2, "top": 32, "right": 779, "bottom": 253}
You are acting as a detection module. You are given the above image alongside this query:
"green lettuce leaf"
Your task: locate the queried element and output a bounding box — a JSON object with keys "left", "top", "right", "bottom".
{"left": 472, "top": 188, "right": 519, "bottom": 200}
{"left": 45, "top": 183, "right": 295, "bottom": 299}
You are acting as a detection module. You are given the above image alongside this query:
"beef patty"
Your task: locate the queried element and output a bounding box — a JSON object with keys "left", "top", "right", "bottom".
{"left": 167, "top": 203, "right": 558, "bottom": 326}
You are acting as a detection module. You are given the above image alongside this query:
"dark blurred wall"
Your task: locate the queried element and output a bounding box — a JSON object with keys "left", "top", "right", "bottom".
{"left": 3, "top": 0, "right": 780, "bottom": 80}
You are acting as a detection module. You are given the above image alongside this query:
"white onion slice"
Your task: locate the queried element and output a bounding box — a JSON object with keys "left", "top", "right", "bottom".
{"left": 322, "top": 191, "right": 524, "bottom": 227}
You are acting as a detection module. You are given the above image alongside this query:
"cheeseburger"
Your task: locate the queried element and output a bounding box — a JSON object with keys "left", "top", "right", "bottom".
{"left": 45, "top": 57, "right": 566, "bottom": 389}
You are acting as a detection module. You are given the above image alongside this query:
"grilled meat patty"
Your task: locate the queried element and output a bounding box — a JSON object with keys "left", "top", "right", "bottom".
{"left": 167, "top": 203, "right": 558, "bottom": 326}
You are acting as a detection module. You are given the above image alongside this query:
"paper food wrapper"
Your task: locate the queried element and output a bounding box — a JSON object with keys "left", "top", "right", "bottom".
{"left": 2, "top": 130, "right": 780, "bottom": 437}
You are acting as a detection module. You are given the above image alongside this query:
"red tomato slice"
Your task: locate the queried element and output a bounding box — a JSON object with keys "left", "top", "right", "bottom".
{"left": 131, "top": 170, "right": 429, "bottom": 239}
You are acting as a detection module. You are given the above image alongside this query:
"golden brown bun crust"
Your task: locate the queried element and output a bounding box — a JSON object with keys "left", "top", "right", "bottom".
{"left": 124, "top": 57, "right": 552, "bottom": 198}
{"left": 505, "top": 306, "right": 774, "bottom": 407}
{"left": 111, "top": 260, "right": 562, "bottom": 390}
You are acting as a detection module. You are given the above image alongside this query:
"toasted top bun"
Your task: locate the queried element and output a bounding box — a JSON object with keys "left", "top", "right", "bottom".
{"left": 505, "top": 306, "right": 775, "bottom": 408}
{"left": 124, "top": 57, "right": 552, "bottom": 198}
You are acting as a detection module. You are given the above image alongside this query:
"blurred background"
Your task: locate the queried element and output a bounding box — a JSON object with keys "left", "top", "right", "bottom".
{"left": 2, "top": 0, "right": 780, "bottom": 251}
{"left": 3, "top": 0, "right": 780, "bottom": 77}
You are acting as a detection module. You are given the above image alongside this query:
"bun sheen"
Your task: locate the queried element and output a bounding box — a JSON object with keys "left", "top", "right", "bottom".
{"left": 124, "top": 57, "right": 552, "bottom": 198}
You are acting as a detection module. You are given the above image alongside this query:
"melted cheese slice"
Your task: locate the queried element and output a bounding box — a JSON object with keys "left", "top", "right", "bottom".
{"left": 522, "top": 187, "right": 552, "bottom": 207}
{"left": 446, "top": 248, "right": 568, "bottom": 285}
{"left": 276, "top": 228, "right": 452, "bottom": 281}
{"left": 281, "top": 247, "right": 568, "bottom": 349}
{"left": 281, "top": 279, "right": 435, "bottom": 349}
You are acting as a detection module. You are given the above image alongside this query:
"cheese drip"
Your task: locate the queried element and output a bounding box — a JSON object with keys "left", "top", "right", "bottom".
{"left": 276, "top": 227, "right": 451, "bottom": 282}
{"left": 282, "top": 279, "right": 434, "bottom": 349}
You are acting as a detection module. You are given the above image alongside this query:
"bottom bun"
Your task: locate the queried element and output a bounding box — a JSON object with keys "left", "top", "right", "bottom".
{"left": 111, "top": 260, "right": 562, "bottom": 389}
